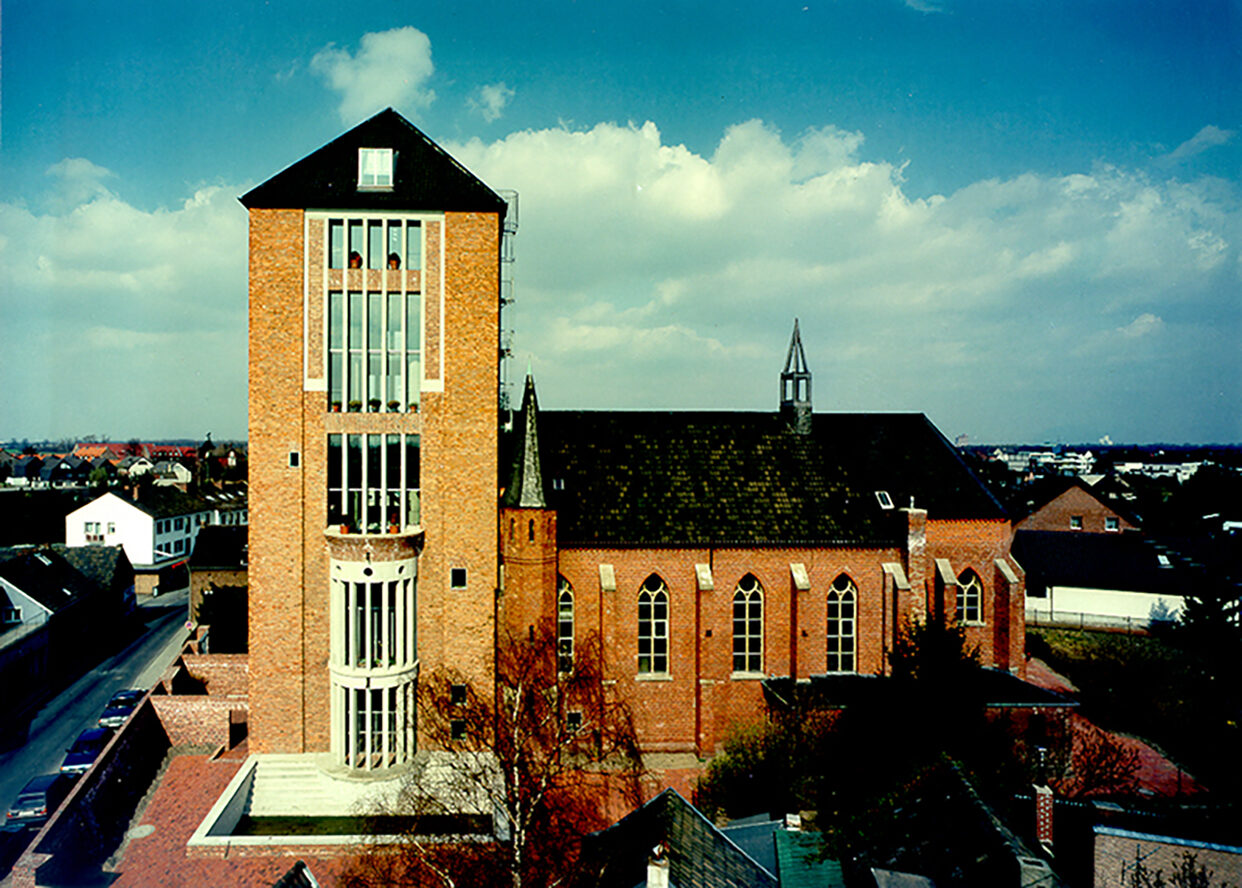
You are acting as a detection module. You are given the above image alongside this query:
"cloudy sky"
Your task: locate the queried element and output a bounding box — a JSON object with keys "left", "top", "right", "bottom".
{"left": 2, "top": 1, "right": 1238, "bottom": 444}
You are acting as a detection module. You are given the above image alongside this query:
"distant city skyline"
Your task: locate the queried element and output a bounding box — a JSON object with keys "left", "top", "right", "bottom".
{"left": 1, "top": 1, "right": 1238, "bottom": 443}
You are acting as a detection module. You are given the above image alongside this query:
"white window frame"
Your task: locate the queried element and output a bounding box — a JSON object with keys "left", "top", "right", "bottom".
{"left": 956, "top": 569, "right": 983, "bottom": 625}
{"left": 557, "top": 577, "right": 574, "bottom": 673}
{"left": 637, "top": 575, "right": 669, "bottom": 676}
{"left": 732, "top": 574, "right": 764, "bottom": 676}
{"left": 357, "top": 147, "right": 394, "bottom": 190}
{"left": 827, "top": 575, "right": 857, "bottom": 673}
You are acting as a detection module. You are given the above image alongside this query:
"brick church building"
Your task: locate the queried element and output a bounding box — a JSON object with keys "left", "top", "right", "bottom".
{"left": 241, "top": 108, "right": 1025, "bottom": 774}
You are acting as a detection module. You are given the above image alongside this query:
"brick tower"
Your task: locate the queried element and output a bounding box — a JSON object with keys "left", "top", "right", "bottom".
{"left": 241, "top": 109, "right": 507, "bottom": 768}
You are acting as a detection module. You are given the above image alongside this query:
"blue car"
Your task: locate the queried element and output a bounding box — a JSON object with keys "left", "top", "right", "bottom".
{"left": 4, "top": 774, "right": 70, "bottom": 832}
{"left": 97, "top": 688, "right": 146, "bottom": 728}
{"left": 60, "top": 728, "right": 113, "bottom": 777}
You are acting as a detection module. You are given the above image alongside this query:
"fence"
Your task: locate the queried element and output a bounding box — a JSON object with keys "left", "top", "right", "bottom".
{"left": 1025, "top": 608, "right": 1172, "bottom": 635}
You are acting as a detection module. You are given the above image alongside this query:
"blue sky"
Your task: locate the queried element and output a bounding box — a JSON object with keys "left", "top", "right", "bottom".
{"left": 2, "top": 0, "right": 1238, "bottom": 443}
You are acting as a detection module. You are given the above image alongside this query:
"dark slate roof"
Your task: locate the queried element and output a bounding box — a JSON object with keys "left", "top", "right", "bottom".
{"left": 189, "top": 525, "right": 248, "bottom": 570}
{"left": 111, "top": 488, "right": 213, "bottom": 520}
{"left": 500, "top": 374, "right": 547, "bottom": 508}
{"left": 240, "top": 108, "right": 507, "bottom": 215}
{"left": 0, "top": 547, "right": 96, "bottom": 613}
{"left": 530, "top": 411, "right": 1005, "bottom": 547}
{"left": 58, "top": 544, "right": 133, "bottom": 594}
{"left": 774, "top": 829, "right": 847, "bottom": 888}
{"left": 1012, "top": 530, "right": 1190, "bottom": 596}
{"left": 1008, "top": 475, "right": 1140, "bottom": 527}
{"left": 761, "top": 670, "right": 1077, "bottom": 712}
{"left": 577, "top": 788, "right": 778, "bottom": 888}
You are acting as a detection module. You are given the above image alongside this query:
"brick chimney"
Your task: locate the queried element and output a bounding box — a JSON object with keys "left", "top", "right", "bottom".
{"left": 1034, "top": 784, "right": 1054, "bottom": 855}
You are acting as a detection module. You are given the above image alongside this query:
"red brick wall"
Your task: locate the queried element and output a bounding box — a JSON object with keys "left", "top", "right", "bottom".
{"left": 247, "top": 207, "right": 307, "bottom": 754}
{"left": 180, "top": 654, "right": 249, "bottom": 697}
{"left": 416, "top": 211, "right": 500, "bottom": 746}
{"left": 1017, "top": 487, "right": 1136, "bottom": 534}
{"left": 501, "top": 513, "right": 1024, "bottom": 756}
{"left": 1093, "top": 828, "right": 1242, "bottom": 887}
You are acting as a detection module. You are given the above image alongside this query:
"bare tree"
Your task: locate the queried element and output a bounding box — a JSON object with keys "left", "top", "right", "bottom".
{"left": 1048, "top": 718, "right": 1140, "bottom": 798}
{"left": 346, "top": 627, "right": 643, "bottom": 888}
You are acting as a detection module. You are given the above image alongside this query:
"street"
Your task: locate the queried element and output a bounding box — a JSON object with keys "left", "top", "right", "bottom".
{"left": 0, "top": 589, "right": 190, "bottom": 862}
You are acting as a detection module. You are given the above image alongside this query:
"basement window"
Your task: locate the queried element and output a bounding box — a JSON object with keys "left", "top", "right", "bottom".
{"left": 358, "top": 148, "right": 394, "bottom": 191}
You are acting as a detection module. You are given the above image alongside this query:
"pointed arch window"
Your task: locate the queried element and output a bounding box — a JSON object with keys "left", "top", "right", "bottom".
{"left": 557, "top": 577, "right": 574, "bottom": 673}
{"left": 957, "top": 569, "right": 983, "bottom": 624}
{"left": 637, "top": 575, "right": 669, "bottom": 675}
{"left": 826, "top": 575, "right": 856, "bottom": 673}
{"left": 732, "top": 574, "right": 764, "bottom": 674}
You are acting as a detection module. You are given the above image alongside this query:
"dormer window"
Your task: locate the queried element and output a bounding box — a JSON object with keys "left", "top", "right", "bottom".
{"left": 358, "top": 148, "right": 394, "bottom": 191}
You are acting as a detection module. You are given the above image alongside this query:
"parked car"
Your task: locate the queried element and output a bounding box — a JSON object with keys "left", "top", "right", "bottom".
{"left": 60, "top": 728, "right": 113, "bottom": 777}
{"left": 4, "top": 774, "right": 70, "bottom": 832}
{"left": 97, "top": 688, "right": 145, "bottom": 728}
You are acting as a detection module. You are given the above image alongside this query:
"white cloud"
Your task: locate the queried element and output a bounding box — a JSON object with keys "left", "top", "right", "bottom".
{"left": 0, "top": 166, "right": 248, "bottom": 439}
{"left": 311, "top": 27, "right": 435, "bottom": 124}
{"left": 1167, "top": 125, "right": 1235, "bottom": 161}
{"left": 1117, "top": 313, "right": 1164, "bottom": 339}
{"left": 449, "top": 120, "right": 1240, "bottom": 438}
{"left": 470, "top": 82, "right": 515, "bottom": 123}
{"left": 904, "top": 0, "right": 945, "bottom": 12}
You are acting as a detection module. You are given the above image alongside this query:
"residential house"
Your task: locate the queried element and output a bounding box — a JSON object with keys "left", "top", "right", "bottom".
{"left": 1012, "top": 476, "right": 1138, "bottom": 535}
{"left": 65, "top": 488, "right": 213, "bottom": 596}
{"left": 0, "top": 544, "right": 135, "bottom": 735}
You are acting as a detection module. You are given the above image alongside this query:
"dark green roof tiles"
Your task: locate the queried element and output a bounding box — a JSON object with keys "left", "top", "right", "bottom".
{"left": 529, "top": 411, "right": 1005, "bottom": 547}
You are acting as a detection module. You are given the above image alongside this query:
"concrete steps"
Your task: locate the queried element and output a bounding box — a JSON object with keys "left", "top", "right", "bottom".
{"left": 247, "top": 754, "right": 401, "bottom": 817}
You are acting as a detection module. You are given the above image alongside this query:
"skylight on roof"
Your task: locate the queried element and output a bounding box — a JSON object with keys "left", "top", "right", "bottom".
{"left": 358, "top": 148, "right": 394, "bottom": 190}
{"left": 875, "top": 491, "right": 894, "bottom": 510}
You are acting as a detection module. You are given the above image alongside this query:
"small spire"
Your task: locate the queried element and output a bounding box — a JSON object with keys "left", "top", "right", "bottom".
{"left": 501, "top": 372, "right": 547, "bottom": 508}
{"left": 780, "top": 319, "right": 813, "bottom": 434}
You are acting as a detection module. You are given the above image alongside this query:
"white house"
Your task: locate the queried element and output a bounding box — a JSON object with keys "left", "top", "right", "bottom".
{"left": 65, "top": 489, "right": 212, "bottom": 572}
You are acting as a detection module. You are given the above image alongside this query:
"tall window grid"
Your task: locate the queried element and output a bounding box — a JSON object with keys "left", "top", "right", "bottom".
{"left": 341, "top": 684, "right": 414, "bottom": 770}
{"left": 326, "top": 218, "right": 422, "bottom": 413}
{"left": 557, "top": 578, "right": 574, "bottom": 673}
{"left": 826, "top": 575, "right": 857, "bottom": 673}
{"left": 637, "top": 575, "right": 669, "bottom": 675}
{"left": 956, "top": 570, "right": 983, "bottom": 624}
{"left": 732, "top": 574, "right": 764, "bottom": 674}
{"left": 338, "top": 577, "right": 415, "bottom": 669}
{"left": 327, "top": 433, "right": 420, "bottom": 532}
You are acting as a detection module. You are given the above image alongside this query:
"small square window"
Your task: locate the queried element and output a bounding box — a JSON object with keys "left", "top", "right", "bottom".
{"left": 450, "top": 719, "right": 466, "bottom": 741}
{"left": 450, "top": 684, "right": 467, "bottom": 706}
{"left": 107, "top": 522, "right": 115, "bottom": 534}
{"left": 1069, "top": 515, "right": 1083, "bottom": 530}
{"left": 358, "top": 148, "right": 394, "bottom": 190}
{"left": 450, "top": 567, "right": 467, "bottom": 589}
{"left": 566, "top": 711, "right": 583, "bottom": 732}
{"left": 288, "top": 451, "right": 300, "bottom": 468}
{"left": 1105, "top": 516, "right": 1120, "bottom": 532}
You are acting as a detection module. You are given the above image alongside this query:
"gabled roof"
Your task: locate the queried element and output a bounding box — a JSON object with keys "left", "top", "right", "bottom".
{"left": 83, "top": 488, "right": 213, "bottom": 520}
{"left": 240, "top": 108, "right": 507, "bottom": 215}
{"left": 528, "top": 411, "right": 1005, "bottom": 547}
{"left": 1013, "top": 530, "right": 1190, "bottom": 595}
{"left": 0, "top": 547, "right": 95, "bottom": 613}
{"left": 190, "top": 525, "right": 247, "bottom": 570}
{"left": 60, "top": 544, "right": 133, "bottom": 594}
{"left": 577, "top": 788, "right": 778, "bottom": 888}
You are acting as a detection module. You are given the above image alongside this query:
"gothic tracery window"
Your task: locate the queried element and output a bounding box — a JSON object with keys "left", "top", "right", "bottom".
{"left": 957, "top": 569, "right": 983, "bottom": 624}
{"left": 826, "top": 574, "right": 856, "bottom": 673}
{"left": 637, "top": 575, "right": 669, "bottom": 675}
{"left": 732, "top": 574, "right": 763, "bottom": 674}
{"left": 557, "top": 577, "right": 574, "bottom": 673}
